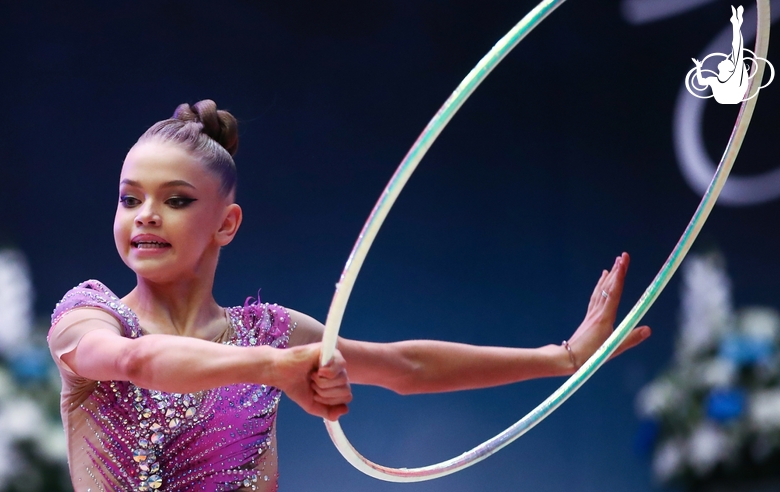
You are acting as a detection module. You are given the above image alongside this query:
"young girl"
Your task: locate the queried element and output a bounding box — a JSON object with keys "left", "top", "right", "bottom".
{"left": 48, "top": 100, "right": 650, "bottom": 492}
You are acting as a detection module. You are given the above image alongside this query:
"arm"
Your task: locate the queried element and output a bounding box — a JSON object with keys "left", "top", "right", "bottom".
{"left": 692, "top": 59, "right": 710, "bottom": 87}
{"left": 336, "top": 338, "right": 571, "bottom": 395}
{"left": 52, "top": 308, "right": 350, "bottom": 420}
{"left": 289, "top": 252, "right": 650, "bottom": 396}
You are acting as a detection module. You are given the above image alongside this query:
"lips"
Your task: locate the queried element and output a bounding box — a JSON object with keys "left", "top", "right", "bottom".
{"left": 131, "top": 234, "right": 171, "bottom": 249}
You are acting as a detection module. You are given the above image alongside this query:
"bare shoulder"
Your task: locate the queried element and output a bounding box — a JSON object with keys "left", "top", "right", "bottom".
{"left": 286, "top": 308, "right": 325, "bottom": 347}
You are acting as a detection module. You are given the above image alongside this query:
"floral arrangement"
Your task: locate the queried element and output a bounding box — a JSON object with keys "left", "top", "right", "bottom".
{"left": 636, "top": 252, "right": 780, "bottom": 488}
{"left": 0, "top": 249, "right": 69, "bottom": 491}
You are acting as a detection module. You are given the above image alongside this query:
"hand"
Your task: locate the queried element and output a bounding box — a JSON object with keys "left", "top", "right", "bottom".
{"left": 692, "top": 58, "right": 702, "bottom": 68}
{"left": 311, "top": 350, "right": 352, "bottom": 416}
{"left": 564, "top": 253, "right": 650, "bottom": 373}
{"left": 273, "top": 343, "right": 352, "bottom": 421}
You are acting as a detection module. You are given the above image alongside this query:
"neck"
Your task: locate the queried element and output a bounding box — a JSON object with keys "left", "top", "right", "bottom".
{"left": 122, "top": 272, "right": 225, "bottom": 340}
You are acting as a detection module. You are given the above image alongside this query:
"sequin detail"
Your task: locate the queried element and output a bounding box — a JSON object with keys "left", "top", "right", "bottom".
{"left": 51, "top": 280, "right": 295, "bottom": 491}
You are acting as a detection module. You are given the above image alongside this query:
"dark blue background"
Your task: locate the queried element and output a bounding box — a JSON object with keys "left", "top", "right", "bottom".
{"left": 2, "top": 1, "right": 779, "bottom": 490}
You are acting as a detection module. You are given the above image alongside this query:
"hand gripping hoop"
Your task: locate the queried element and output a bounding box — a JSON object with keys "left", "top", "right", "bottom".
{"left": 319, "top": 0, "right": 771, "bottom": 482}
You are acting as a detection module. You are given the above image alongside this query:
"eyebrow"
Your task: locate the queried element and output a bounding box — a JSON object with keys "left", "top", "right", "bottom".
{"left": 120, "top": 179, "right": 196, "bottom": 190}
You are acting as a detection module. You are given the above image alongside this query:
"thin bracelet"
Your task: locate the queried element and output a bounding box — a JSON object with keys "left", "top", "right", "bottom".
{"left": 561, "top": 340, "right": 577, "bottom": 369}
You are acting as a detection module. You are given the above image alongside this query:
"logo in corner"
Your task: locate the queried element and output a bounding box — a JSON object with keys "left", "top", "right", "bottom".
{"left": 685, "top": 5, "right": 775, "bottom": 104}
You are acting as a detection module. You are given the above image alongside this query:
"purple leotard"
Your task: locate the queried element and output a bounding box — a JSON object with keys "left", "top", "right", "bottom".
{"left": 48, "top": 280, "right": 294, "bottom": 492}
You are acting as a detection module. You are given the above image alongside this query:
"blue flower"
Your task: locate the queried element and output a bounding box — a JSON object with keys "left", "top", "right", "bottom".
{"left": 634, "top": 419, "right": 659, "bottom": 455}
{"left": 10, "top": 346, "right": 52, "bottom": 384}
{"left": 705, "top": 388, "right": 745, "bottom": 423}
{"left": 719, "top": 334, "right": 773, "bottom": 365}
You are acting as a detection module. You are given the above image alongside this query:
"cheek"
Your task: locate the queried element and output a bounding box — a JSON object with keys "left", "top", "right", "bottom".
{"left": 190, "top": 207, "right": 222, "bottom": 234}
{"left": 113, "top": 209, "right": 132, "bottom": 242}
{"left": 168, "top": 213, "right": 212, "bottom": 246}
{"left": 113, "top": 214, "right": 129, "bottom": 260}
{"left": 189, "top": 215, "right": 219, "bottom": 245}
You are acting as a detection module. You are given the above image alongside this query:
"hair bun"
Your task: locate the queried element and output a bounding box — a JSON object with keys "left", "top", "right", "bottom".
{"left": 173, "top": 100, "right": 239, "bottom": 156}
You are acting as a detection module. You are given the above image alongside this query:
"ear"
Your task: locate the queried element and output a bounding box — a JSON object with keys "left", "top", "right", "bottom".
{"left": 215, "top": 203, "right": 243, "bottom": 246}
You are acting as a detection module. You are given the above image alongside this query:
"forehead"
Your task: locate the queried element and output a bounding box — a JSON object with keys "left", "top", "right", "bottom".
{"left": 121, "top": 140, "right": 215, "bottom": 188}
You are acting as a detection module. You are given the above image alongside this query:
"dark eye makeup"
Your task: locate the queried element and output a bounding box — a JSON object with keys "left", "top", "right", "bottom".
{"left": 118, "top": 193, "right": 198, "bottom": 209}
{"left": 165, "top": 196, "right": 197, "bottom": 209}
{"left": 119, "top": 195, "right": 140, "bottom": 208}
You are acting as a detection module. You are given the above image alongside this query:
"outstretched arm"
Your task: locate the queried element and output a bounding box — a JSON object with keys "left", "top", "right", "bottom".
{"left": 289, "top": 253, "right": 650, "bottom": 396}
{"left": 692, "top": 58, "right": 714, "bottom": 87}
{"left": 51, "top": 311, "right": 351, "bottom": 420}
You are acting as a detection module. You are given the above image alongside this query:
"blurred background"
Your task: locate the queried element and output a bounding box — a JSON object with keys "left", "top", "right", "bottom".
{"left": 1, "top": 0, "right": 780, "bottom": 490}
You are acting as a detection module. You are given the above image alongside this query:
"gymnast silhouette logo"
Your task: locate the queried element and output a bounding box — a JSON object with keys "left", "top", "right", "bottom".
{"left": 685, "top": 5, "right": 774, "bottom": 104}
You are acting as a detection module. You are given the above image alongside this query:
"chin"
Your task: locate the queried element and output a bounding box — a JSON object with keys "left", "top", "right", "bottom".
{"left": 123, "top": 257, "right": 177, "bottom": 284}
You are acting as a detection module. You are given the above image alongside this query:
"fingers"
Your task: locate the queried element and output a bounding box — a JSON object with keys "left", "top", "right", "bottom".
{"left": 588, "top": 270, "right": 609, "bottom": 311}
{"left": 588, "top": 254, "right": 625, "bottom": 313}
{"left": 599, "top": 255, "right": 624, "bottom": 329}
{"left": 311, "top": 373, "right": 352, "bottom": 404}
{"left": 280, "top": 345, "right": 352, "bottom": 421}
{"left": 314, "top": 350, "right": 349, "bottom": 389}
{"left": 301, "top": 379, "right": 351, "bottom": 420}
{"left": 571, "top": 253, "right": 648, "bottom": 367}
{"left": 312, "top": 386, "right": 352, "bottom": 403}
{"left": 602, "top": 254, "right": 624, "bottom": 293}
{"left": 611, "top": 325, "right": 651, "bottom": 359}
{"left": 312, "top": 349, "right": 352, "bottom": 406}
{"left": 317, "top": 352, "right": 346, "bottom": 379}
{"left": 312, "top": 370, "right": 348, "bottom": 389}
{"left": 604, "top": 253, "right": 629, "bottom": 307}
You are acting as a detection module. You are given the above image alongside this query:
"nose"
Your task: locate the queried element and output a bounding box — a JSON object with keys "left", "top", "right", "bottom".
{"left": 135, "top": 202, "right": 161, "bottom": 227}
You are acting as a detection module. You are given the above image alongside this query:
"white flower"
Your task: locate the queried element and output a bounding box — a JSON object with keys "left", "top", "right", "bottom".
{"left": 695, "top": 359, "right": 737, "bottom": 388}
{"left": 738, "top": 307, "right": 780, "bottom": 342}
{"left": 34, "top": 423, "right": 68, "bottom": 461}
{"left": 0, "top": 250, "right": 34, "bottom": 357}
{"left": 687, "top": 423, "right": 731, "bottom": 476}
{"left": 0, "top": 397, "right": 46, "bottom": 441}
{"left": 748, "top": 389, "right": 780, "bottom": 431}
{"left": 636, "top": 379, "right": 683, "bottom": 418}
{"left": 677, "top": 254, "right": 734, "bottom": 359}
{"left": 653, "top": 438, "right": 685, "bottom": 482}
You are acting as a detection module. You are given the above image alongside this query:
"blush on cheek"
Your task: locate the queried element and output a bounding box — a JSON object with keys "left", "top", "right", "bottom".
{"left": 113, "top": 218, "right": 130, "bottom": 256}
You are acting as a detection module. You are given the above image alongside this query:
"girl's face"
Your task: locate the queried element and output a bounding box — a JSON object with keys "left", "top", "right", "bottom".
{"left": 114, "top": 140, "right": 240, "bottom": 283}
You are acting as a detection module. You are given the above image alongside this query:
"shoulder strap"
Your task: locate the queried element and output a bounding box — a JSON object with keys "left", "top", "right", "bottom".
{"left": 51, "top": 280, "right": 140, "bottom": 338}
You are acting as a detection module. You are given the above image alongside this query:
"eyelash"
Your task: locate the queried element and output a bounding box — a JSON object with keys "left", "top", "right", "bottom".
{"left": 119, "top": 195, "right": 140, "bottom": 208}
{"left": 119, "top": 195, "right": 197, "bottom": 209}
{"left": 166, "top": 197, "right": 197, "bottom": 209}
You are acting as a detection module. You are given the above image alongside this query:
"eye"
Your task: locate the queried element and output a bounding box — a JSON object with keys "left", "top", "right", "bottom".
{"left": 119, "top": 195, "right": 140, "bottom": 208}
{"left": 166, "top": 196, "right": 197, "bottom": 209}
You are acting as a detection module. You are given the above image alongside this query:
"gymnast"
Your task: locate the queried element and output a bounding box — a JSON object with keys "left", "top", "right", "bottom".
{"left": 692, "top": 5, "right": 749, "bottom": 104}
{"left": 47, "top": 100, "right": 651, "bottom": 491}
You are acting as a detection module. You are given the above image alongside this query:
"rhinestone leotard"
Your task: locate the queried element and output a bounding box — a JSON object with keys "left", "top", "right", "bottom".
{"left": 49, "top": 280, "right": 295, "bottom": 492}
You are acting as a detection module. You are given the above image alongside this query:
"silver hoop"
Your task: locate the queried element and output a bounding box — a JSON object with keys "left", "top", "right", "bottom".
{"left": 318, "top": 0, "right": 771, "bottom": 482}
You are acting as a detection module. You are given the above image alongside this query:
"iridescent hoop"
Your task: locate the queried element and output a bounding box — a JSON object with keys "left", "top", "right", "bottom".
{"left": 319, "top": 0, "right": 771, "bottom": 482}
